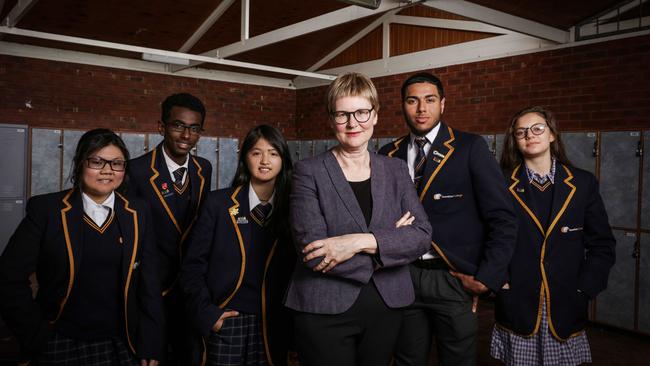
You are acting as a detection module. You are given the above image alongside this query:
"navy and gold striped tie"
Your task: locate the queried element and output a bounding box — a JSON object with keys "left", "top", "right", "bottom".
{"left": 414, "top": 137, "right": 427, "bottom": 188}
{"left": 251, "top": 202, "right": 272, "bottom": 226}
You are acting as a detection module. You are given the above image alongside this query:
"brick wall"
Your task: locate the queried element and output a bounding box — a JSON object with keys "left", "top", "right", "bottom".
{"left": 297, "top": 33, "right": 650, "bottom": 139}
{"left": 0, "top": 56, "right": 297, "bottom": 140}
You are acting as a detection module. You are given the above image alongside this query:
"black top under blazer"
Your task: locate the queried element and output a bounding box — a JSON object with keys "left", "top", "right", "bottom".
{"left": 180, "top": 185, "right": 294, "bottom": 365}
{"left": 378, "top": 122, "right": 518, "bottom": 292}
{"left": 495, "top": 164, "right": 616, "bottom": 340}
{"left": 284, "top": 151, "right": 432, "bottom": 314}
{"left": 0, "top": 189, "right": 164, "bottom": 362}
{"left": 127, "top": 143, "right": 211, "bottom": 293}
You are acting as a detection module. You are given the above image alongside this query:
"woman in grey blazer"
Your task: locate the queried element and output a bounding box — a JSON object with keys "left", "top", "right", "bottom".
{"left": 284, "top": 72, "right": 432, "bottom": 366}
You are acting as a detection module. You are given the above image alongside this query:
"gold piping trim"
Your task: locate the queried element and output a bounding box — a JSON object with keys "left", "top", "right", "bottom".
{"left": 82, "top": 212, "right": 115, "bottom": 234}
{"left": 430, "top": 241, "right": 457, "bottom": 271}
{"left": 387, "top": 136, "right": 407, "bottom": 157}
{"left": 117, "top": 192, "right": 139, "bottom": 354}
{"left": 218, "top": 185, "right": 247, "bottom": 308}
{"left": 148, "top": 148, "right": 182, "bottom": 234}
{"left": 418, "top": 126, "right": 455, "bottom": 202}
{"left": 509, "top": 165, "right": 545, "bottom": 235}
{"left": 53, "top": 190, "right": 76, "bottom": 323}
{"left": 261, "top": 239, "right": 279, "bottom": 366}
{"left": 173, "top": 175, "right": 189, "bottom": 194}
{"left": 180, "top": 156, "right": 206, "bottom": 244}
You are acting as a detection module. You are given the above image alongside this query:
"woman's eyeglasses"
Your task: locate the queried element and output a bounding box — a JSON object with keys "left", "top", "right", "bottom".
{"left": 331, "top": 108, "right": 374, "bottom": 125}
{"left": 513, "top": 123, "right": 547, "bottom": 139}
{"left": 86, "top": 157, "right": 126, "bottom": 171}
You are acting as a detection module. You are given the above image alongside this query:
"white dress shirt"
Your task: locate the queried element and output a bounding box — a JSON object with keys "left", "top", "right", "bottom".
{"left": 161, "top": 147, "right": 189, "bottom": 185}
{"left": 82, "top": 191, "right": 115, "bottom": 226}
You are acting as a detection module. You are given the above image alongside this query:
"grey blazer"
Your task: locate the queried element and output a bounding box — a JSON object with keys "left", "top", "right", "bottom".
{"left": 284, "top": 151, "right": 432, "bottom": 314}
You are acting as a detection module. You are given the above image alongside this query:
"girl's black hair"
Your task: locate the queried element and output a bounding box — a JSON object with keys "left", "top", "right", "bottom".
{"left": 232, "top": 125, "right": 293, "bottom": 237}
{"left": 71, "top": 128, "right": 130, "bottom": 193}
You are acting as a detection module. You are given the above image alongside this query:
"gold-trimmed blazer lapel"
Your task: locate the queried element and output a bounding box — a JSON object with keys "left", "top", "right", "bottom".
{"left": 386, "top": 135, "right": 409, "bottom": 159}
{"left": 418, "top": 123, "right": 456, "bottom": 201}
{"left": 54, "top": 189, "right": 84, "bottom": 322}
{"left": 509, "top": 165, "right": 545, "bottom": 237}
{"left": 148, "top": 144, "right": 181, "bottom": 233}
{"left": 546, "top": 165, "right": 576, "bottom": 239}
{"left": 182, "top": 155, "right": 207, "bottom": 242}
{"left": 220, "top": 185, "right": 251, "bottom": 308}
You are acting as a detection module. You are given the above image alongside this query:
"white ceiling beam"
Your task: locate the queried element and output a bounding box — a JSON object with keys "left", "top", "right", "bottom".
{"left": 0, "top": 41, "right": 296, "bottom": 89}
{"left": 0, "top": 26, "right": 336, "bottom": 80}
{"left": 173, "top": 0, "right": 411, "bottom": 72}
{"left": 177, "top": 0, "right": 236, "bottom": 53}
{"left": 382, "top": 18, "right": 390, "bottom": 60}
{"left": 307, "top": 9, "right": 398, "bottom": 72}
{"left": 422, "top": 0, "right": 569, "bottom": 43}
{"left": 241, "top": 0, "right": 249, "bottom": 41}
{"left": 2, "top": 0, "right": 38, "bottom": 27}
{"left": 391, "top": 15, "right": 513, "bottom": 34}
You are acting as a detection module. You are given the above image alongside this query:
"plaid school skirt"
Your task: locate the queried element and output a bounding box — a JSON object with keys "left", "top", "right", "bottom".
{"left": 490, "top": 297, "right": 592, "bottom": 366}
{"left": 36, "top": 331, "right": 138, "bottom": 366}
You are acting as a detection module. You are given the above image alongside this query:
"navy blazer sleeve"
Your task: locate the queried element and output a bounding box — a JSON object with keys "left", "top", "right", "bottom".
{"left": 468, "top": 137, "right": 518, "bottom": 292}
{"left": 0, "top": 196, "right": 52, "bottom": 358}
{"left": 578, "top": 174, "right": 616, "bottom": 298}
{"left": 179, "top": 192, "right": 224, "bottom": 336}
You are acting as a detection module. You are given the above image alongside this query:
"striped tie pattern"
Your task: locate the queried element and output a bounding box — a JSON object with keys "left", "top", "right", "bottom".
{"left": 173, "top": 167, "right": 186, "bottom": 189}
{"left": 250, "top": 202, "right": 272, "bottom": 226}
{"left": 414, "top": 137, "right": 427, "bottom": 188}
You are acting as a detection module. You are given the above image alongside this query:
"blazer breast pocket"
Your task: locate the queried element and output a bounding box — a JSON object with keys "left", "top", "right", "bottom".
{"left": 430, "top": 192, "right": 464, "bottom": 214}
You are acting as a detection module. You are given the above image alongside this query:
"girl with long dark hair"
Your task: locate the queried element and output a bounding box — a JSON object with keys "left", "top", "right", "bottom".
{"left": 180, "top": 124, "right": 294, "bottom": 365}
{"left": 492, "top": 106, "right": 616, "bottom": 365}
{"left": 0, "top": 128, "right": 163, "bottom": 365}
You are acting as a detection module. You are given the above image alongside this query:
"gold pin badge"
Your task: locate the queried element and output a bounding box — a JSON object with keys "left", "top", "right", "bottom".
{"left": 516, "top": 187, "right": 525, "bottom": 193}
{"left": 229, "top": 207, "right": 239, "bottom": 216}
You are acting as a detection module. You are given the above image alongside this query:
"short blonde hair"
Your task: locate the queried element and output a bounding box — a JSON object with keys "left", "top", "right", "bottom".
{"left": 326, "top": 72, "right": 380, "bottom": 114}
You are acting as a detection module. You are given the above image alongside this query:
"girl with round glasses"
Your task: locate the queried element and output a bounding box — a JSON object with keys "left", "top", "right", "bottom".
{"left": 493, "top": 106, "right": 616, "bottom": 365}
{"left": 0, "top": 129, "right": 163, "bottom": 366}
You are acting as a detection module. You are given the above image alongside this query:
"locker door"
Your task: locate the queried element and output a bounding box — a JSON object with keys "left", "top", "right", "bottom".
{"left": 481, "top": 134, "right": 496, "bottom": 158}
{"left": 313, "top": 140, "right": 330, "bottom": 156}
{"left": 62, "top": 130, "right": 85, "bottom": 189}
{"left": 300, "top": 140, "right": 313, "bottom": 160}
{"left": 595, "top": 230, "right": 636, "bottom": 330}
{"left": 0, "top": 125, "right": 27, "bottom": 198}
{"left": 196, "top": 137, "right": 218, "bottom": 191}
{"left": 31, "top": 128, "right": 62, "bottom": 196}
{"left": 563, "top": 132, "right": 596, "bottom": 174}
{"left": 0, "top": 199, "right": 25, "bottom": 255}
{"left": 288, "top": 141, "right": 300, "bottom": 162}
{"left": 495, "top": 134, "right": 505, "bottom": 162}
{"left": 121, "top": 133, "right": 146, "bottom": 160}
{"left": 367, "top": 138, "right": 378, "bottom": 152}
{"left": 377, "top": 137, "right": 394, "bottom": 152}
{"left": 147, "top": 133, "right": 164, "bottom": 151}
{"left": 217, "top": 138, "right": 238, "bottom": 189}
{"left": 599, "top": 131, "right": 640, "bottom": 229}
{"left": 642, "top": 131, "right": 650, "bottom": 230}
{"left": 639, "top": 233, "right": 650, "bottom": 333}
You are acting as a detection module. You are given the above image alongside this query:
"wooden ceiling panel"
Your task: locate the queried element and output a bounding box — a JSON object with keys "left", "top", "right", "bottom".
{"left": 397, "top": 4, "right": 471, "bottom": 21}
{"left": 389, "top": 24, "right": 495, "bottom": 57}
{"left": 320, "top": 26, "right": 382, "bottom": 70}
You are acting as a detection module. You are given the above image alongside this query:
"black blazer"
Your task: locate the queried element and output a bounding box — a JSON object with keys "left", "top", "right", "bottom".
{"left": 495, "top": 164, "right": 616, "bottom": 340}
{"left": 378, "top": 122, "right": 518, "bottom": 291}
{"left": 0, "top": 189, "right": 164, "bottom": 361}
{"left": 180, "top": 185, "right": 294, "bottom": 365}
{"left": 128, "top": 143, "right": 211, "bottom": 293}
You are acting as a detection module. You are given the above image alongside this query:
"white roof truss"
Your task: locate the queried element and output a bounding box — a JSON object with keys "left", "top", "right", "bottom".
{"left": 241, "top": 0, "right": 250, "bottom": 41}
{"left": 177, "top": 0, "right": 237, "bottom": 53}
{"left": 2, "top": 0, "right": 38, "bottom": 27}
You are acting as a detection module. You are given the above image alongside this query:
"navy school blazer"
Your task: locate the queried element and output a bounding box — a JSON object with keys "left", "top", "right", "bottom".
{"left": 179, "top": 184, "right": 294, "bottom": 365}
{"left": 284, "top": 151, "right": 432, "bottom": 314}
{"left": 495, "top": 164, "right": 616, "bottom": 340}
{"left": 0, "top": 189, "right": 164, "bottom": 362}
{"left": 127, "top": 143, "right": 211, "bottom": 293}
{"left": 378, "top": 122, "right": 518, "bottom": 292}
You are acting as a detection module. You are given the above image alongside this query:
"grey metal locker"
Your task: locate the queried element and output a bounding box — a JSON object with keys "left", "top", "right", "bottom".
{"left": 299, "top": 140, "right": 313, "bottom": 160}
{"left": 147, "top": 133, "right": 164, "bottom": 151}
{"left": 196, "top": 137, "right": 218, "bottom": 191}
{"left": 121, "top": 132, "right": 147, "bottom": 160}
{"left": 495, "top": 134, "right": 505, "bottom": 162}
{"left": 62, "top": 130, "right": 85, "bottom": 189}
{"left": 377, "top": 137, "right": 394, "bottom": 152}
{"left": 639, "top": 233, "right": 650, "bottom": 333}
{"left": 0, "top": 199, "right": 25, "bottom": 255}
{"left": 31, "top": 128, "right": 62, "bottom": 196}
{"left": 288, "top": 141, "right": 300, "bottom": 162}
{"left": 217, "top": 138, "right": 238, "bottom": 189}
{"left": 367, "top": 138, "right": 378, "bottom": 152}
{"left": 642, "top": 131, "right": 650, "bottom": 230}
{"left": 563, "top": 132, "right": 596, "bottom": 174}
{"left": 0, "top": 125, "right": 28, "bottom": 198}
{"left": 599, "top": 131, "right": 640, "bottom": 229}
{"left": 595, "top": 230, "right": 636, "bottom": 330}
{"left": 313, "top": 140, "right": 331, "bottom": 156}
{"left": 481, "top": 134, "right": 496, "bottom": 158}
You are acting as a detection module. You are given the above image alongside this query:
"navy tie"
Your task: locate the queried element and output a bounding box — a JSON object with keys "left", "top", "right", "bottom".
{"left": 251, "top": 202, "right": 272, "bottom": 226}
{"left": 173, "top": 167, "right": 186, "bottom": 188}
{"left": 414, "top": 137, "right": 427, "bottom": 188}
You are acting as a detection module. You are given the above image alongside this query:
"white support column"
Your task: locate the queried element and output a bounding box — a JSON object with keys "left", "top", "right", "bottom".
{"left": 382, "top": 19, "right": 390, "bottom": 60}
{"left": 422, "top": 0, "right": 569, "bottom": 43}
{"left": 178, "top": 0, "right": 236, "bottom": 53}
{"left": 241, "top": 0, "right": 250, "bottom": 41}
{"left": 2, "top": 0, "right": 38, "bottom": 27}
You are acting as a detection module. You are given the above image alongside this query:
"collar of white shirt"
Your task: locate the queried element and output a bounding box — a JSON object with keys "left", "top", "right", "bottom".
{"left": 407, "top": 122, "right": 442, "bottom": 180}
{"left": 248, "top": 182, "right": 275, "bottom": 215}
{"left": 82, "top": 191, "right": 115, "bottom": 226}
{"left": 161, "top": 146, "right": 190, "bottom": 185}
